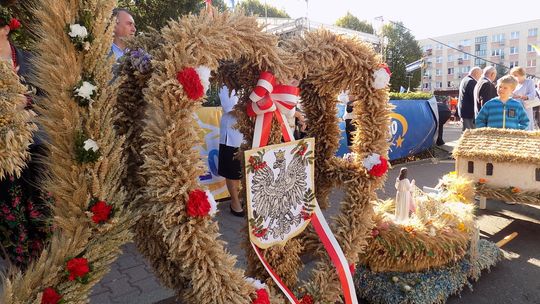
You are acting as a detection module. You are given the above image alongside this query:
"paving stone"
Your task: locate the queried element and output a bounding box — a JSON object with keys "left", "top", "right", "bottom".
{"left": 99, "top": 267, "right": 125, "bottom": 284}
{"left": 105, "top": 276, "right": 140, "bottom": 298}
{"left": 121, "top": 264, "right": 153, "bottom": 283}
{"left": 135, "top": 276, "right": 163, "bottom": 294}
{"left": 115, "top": 254, "right": 143, "bottom": 270}
{"left": 90, "top": 282, "right": 111, "bottom": 296}
{"left": 89, "top": 291, "right": 114, "bottom": 304}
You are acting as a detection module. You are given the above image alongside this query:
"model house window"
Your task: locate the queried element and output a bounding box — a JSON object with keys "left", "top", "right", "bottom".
{"left": 486, "top": 163, "right": 493, "bottom": 176}
{"left": 468, "top": 161, "right": 474, "bottom": 173}
{"left": 536, "top": 168, "right": 540, "bottom": 181}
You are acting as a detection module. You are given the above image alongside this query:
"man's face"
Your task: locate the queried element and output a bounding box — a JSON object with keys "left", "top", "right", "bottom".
{"left": 114, "top": 11, "right": 136, "bottom": 40}
{"left": 489, "top": 71, "right": 497, "bottom": 81}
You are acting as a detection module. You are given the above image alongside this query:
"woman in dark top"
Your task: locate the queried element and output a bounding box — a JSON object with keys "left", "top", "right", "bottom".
{"left": 0, "top": 6, "right": 51, "bottom": 270}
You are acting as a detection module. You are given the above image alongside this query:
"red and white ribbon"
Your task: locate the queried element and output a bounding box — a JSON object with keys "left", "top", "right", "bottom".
{"left": 311, "top": 207, "right": 357, "bottom": 304}
{"left": 250, "top": 205, "right": 358, "bottom": 304}
{"left": 247, "top": 72, "right": 299, "bottom": 148}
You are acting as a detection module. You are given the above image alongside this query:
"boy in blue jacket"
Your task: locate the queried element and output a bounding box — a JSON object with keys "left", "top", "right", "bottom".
{"left": 475, "top": 75, "right": 529, "bottom": 129}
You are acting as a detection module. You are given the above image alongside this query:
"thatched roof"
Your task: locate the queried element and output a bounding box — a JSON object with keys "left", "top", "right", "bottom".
{"left": 453, "top": 128, "right": 540, "bottom": 165}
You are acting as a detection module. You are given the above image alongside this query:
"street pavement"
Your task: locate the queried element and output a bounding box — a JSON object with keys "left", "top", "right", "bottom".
{"left": 2, "top": 122, "right": 538, "bottom": 303}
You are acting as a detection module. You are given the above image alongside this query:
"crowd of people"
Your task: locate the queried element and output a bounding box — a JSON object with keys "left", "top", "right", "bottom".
{"left": 458, "top": 65, "right": 540, "bottom": 131}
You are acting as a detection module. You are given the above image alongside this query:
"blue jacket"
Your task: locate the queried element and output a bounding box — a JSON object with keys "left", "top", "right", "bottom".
{"left": 475, "top": 97, "right": 529, "bottom": 130}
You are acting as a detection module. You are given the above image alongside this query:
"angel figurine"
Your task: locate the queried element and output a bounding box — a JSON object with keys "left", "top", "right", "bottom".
{"left": 395, "top": 167, "right": 415, "bottom": 222}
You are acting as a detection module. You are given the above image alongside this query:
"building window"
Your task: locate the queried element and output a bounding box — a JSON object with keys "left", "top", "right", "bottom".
{"left": 463, "top": 53, "right": 470, "bottom": 60}
{"left": 474, "top": 58, "right": 484, "bottom": 65}
{"left": 423, "top": 82, "right": 429, "bottom": 89}
{"left": 491, "top": 49, "right": 503, "bottom": 56}
{"left": 536, "top": 168, "right": 540, "bottom": 181}
{"left": 436, "top": 43, "right": 444, "bottom": 50}
{"left": 436, "top": 82, "right": 442, "bottom": 89}
{"left": 492, "top": 33, "right": 505, "bottom": 43}
{"left": 436, "top": 69, "right": 441, "bottom": 76}
{"left": 486, "top": 163, "right": 493, "bottom": 176}
{"left": 448, "top": 67, "right": 454, "bottom": 75}
{"left": 447, "top": 81, "right": 452, "bottom": 87}
{"left": 436, "top": 56, "right": 443, "bottom": 63}
{"left": 510, "top": 31, "right": 519, "bottom": 39}
{"left": 527, "top": 59, "right": 536, "bottom": 67}
{"left": 475, "top": 36, "right": 487, "bottom": 43}
{"left": 510, "top": 46, "right": 519, "bottom": 54}
{"left": 423, "top": 45, "right": 432, "bottom": 52}
{"left": 468, "top": 161, "right": 474, "bottom": 173}
{"left": 460, "top": 39, "right": 471, "bottom": 46}
{"left": 509, "top": 61, "right": 519, "bottom": 68}
{"left": 448, "top": 54, "right": 453, "bottom": 61}
{"left": 527, "top": 44, "right": 536, "bottom": 52}
{"left": 528, "top": 28, "right": 538, "bottom": 37}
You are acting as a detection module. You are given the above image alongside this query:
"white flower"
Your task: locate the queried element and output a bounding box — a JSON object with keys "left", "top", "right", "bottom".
{"left": 83, "top": 139, "right": 99, "bottom": 152}
{"left": 429, "top": 227, "right": 436, "bottom": 237}
{"left": 245, "top": 277, "right": 267, "bottom": 290}
{"left": 362, "top": 153, "right": 381, "bottom": 171}
{"left": 205, "top": 190, "right": 218, "bottom": 216}
{"left": 83, "top": 41, "right": 91, "bottom": 51}
{"left": 75, "top": 81, "right": 97, "bottom": 100}
{"left": 195, "top": 65, "right": 211, "bottom": 94}
{"left": 404, "top": 284, "right": 412, "bottom": 292}
{"left": 392, "top": 276, "right": 399, "bottom": 283}
{"left": 342, "top": 152, "right": 356, "bottom": 162}
{"left": 373, "top": 68, "right": 391, "bottom": 89}
{"left": 68, "top": 24, "right": 88, "bottom": 39}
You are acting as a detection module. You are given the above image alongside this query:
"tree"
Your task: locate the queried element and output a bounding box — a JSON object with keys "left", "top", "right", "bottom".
{"left": 237, "top": 0, "right": 289, "bottom": 18}
{"left": 382, "top": 21, "right": 422, "bottom": 92}
{"left": 495, "top": 63, "right": 508, "bottom": 80}
{"left": 335, "top": 12, "right": 373, "bottom": 34}
{"left": 118, "top": 0, "right": 228, "bottom": 32}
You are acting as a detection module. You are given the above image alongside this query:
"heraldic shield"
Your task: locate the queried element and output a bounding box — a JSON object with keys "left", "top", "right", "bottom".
{"left": 245, "top": 138, "right": 316, "bottom": 249}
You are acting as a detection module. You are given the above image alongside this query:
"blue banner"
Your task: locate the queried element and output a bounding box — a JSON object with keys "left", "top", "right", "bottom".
{"left": 336, "top": 99, "right": 437, "bottom": 160}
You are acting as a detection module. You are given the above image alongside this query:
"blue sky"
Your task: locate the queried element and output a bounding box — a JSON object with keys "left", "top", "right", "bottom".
{"left": 235, "top": 0, "right": 540, "bottom": 39}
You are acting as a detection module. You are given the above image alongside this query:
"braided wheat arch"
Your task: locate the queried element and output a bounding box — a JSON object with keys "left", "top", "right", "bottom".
{"left": 236, "top": 31, "right": 391, "bottom": 302}
{"left": 139, "top": 11, "right": 390, "bottom": 304}
{"left": 2, "top": 0, "right": 134, "bottom": 302}
{"left": 137, "top": 11, "right": 297, "bottom": 303}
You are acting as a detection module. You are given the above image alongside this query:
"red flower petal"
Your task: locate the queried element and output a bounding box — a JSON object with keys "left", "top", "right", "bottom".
{"left": 41, "top": 287, "right": 62, "bottom": 304}
{"left": 176, "top": 67, "right": 204, "bottom": 100}
{"left": 252, "top": 288, "right": 270, "bottom": 304}
{"left": 187, "top": 189, "right": 211, "bottom": 217}
{"left": 66, "top": 257, "right": 90, "bottom": 281}
{"left": 368, "top": 156, "right": 388, "bottom": 177}
{"left": 8, "top": 18, "right": 21, "bottom": 31}
{"left": 90, "top": 200, "right": 113, "bottom": 224}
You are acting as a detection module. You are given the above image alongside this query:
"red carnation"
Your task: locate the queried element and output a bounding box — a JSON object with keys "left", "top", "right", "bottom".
{"left": 41, "top": 287, "right": 62, "bottom": 304}
{"left": 300, "top": 294, "right": 314, "bottom": 304}
{"left": 176, "top": 67, "right": 204, "bottom": 100}
{"left": 186, "top": 189, "right": 211, "bottom": 217}
{"left": 90, "top": 200, "right": 113, "bottom": 224}
{"left": 368, "top": 156, "right": 388, "bottom": 177}
{"left": 66, "top": 257, "right": 90, "bottom": 281}
{"left": 252, "top": 288, "right": 270, "bottom": 304}
{"left": 8, "top": 18, "right": 21, "bottom": 31}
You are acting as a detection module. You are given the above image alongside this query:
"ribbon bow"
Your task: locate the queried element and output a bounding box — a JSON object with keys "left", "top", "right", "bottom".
{"left": 247, "top": 71, "right": 300, "bottom": 148}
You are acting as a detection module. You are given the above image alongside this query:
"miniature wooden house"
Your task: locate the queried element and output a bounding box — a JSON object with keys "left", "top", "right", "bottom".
{"left": 453, "top": 128, "right": 540, "bottom": 206}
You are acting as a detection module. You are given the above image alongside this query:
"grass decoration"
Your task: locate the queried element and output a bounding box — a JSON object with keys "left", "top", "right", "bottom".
{"left": 388, "top": 92, "right": 433, "bottom": 100}
{"left": 246, "top": 30, "right": 391, "bottom": 302}
{"left": 359, "top": 179, "right": 476, "bottom": 273}
{"left": 0, "top": 60, "right": 37, "bottom": 180}
{"left": 453, "top": 128, "right": 540, "bottom": 165}
{"left": 355, "top": 239, "right": 502, "bottom": 304}
{"left": 475, "top": 183, "right": 540, "bottom": 206}
{"left": 434, "top": 172, "right": 475, "bottom": 205}
{"left": 136, "top": 10, "right": 296, "bottom": 303}
{"left": 114, "top": 30, "right": 163, "bottom": 208}
{"left": 0, "top": 0, "right": 135, "bottom": 302}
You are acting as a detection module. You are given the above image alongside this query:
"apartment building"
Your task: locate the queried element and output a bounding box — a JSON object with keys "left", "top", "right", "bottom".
{"left": 419, "top": 19, "right": 540, "bottom": 93}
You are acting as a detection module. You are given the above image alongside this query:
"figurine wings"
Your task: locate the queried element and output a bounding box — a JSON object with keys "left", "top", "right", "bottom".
{"left": 251, "top": 149, "right": 307, "bottom": 239}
